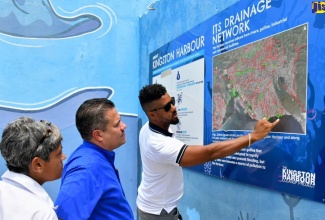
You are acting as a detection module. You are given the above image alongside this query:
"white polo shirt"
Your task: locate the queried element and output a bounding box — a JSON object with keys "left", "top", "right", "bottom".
{"left": 137, "top": 122, "right": 188, "bottom": 215}
{"left": 0, "top": 170, "right": 58, "bottom": 220}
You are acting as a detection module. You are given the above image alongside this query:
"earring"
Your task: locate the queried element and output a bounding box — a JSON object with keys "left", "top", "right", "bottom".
{"left": 40, "top": 168, "right": 43, "bottom": 173}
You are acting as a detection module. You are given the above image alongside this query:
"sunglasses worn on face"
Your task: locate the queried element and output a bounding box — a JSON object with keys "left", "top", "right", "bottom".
{"left": 150, "top": 97, "right": 175, "bottom": 112}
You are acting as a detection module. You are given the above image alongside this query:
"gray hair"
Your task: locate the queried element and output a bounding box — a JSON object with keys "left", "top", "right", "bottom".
{"left": 0, "top": 117, "right": 63, "bottom": 175}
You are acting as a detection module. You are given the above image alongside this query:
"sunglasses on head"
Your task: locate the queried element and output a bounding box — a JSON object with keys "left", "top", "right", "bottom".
{"left": 150, "top": 97, "right": 175, "bottom": 112}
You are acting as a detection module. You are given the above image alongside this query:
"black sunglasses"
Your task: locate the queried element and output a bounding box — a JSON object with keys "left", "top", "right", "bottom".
{"left": 150, "top": 97, "right": 175, "bottom": 112}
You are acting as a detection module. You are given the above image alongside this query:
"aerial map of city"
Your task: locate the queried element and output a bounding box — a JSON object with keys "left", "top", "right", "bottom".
{"left": 212, "top": 24, "right": 307, "bottom": 134}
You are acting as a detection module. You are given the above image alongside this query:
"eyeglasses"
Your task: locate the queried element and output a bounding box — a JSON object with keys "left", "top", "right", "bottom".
{"left": 150, "top": 97, "right": 175, "bottom": 112}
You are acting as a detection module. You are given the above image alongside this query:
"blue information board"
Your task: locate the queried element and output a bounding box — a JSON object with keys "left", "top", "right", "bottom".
{"left": 149, "top": 0, "right": 325, "bottom": 203}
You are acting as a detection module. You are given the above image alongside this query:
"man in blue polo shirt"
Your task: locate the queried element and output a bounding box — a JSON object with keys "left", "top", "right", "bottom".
{"left": 55, "top": 98, "right": 133, "bottom": 220}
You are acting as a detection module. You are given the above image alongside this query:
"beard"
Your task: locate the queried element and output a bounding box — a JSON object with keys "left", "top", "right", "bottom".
{"left": 170, "top": 116, "right": 179, "bottom": 125}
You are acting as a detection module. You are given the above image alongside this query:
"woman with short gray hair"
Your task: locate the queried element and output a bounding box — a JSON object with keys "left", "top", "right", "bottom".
{"left": 0, "top": 116, "right": 66, "bottom": 220}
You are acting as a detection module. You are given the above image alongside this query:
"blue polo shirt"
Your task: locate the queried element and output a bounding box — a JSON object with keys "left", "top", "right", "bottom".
{"left": 55, "top": 141, "right": 134, "bottom": 220}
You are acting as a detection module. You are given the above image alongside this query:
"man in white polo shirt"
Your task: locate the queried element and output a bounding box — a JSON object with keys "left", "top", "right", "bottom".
{"left": 137, "top": 83, "right": 279, "bottom": 220}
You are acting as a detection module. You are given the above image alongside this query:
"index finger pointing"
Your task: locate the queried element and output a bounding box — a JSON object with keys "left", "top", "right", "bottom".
{"left": 271, "top": 119, "right": 280, "bottom": 126}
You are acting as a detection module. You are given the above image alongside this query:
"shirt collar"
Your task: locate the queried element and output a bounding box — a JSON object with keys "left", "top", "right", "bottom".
{"left": 149, "top": 122, "right": 173, "bottom": 137}
{"left": 82, "top": 140, "right": 116, "bottom": 162}
{"left": 1, "top": 170, "right": 54, "bottom": 207}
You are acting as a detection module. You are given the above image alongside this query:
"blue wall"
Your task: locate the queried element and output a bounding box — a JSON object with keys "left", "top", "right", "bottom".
{"left": 139, "top": 1, "right": 325, "bottom": 219}
{"left": 0, "top": 0, "right": 151, "bottom": 218}
{"left": 1, "top": 0, "right": 325, "bottom": 220}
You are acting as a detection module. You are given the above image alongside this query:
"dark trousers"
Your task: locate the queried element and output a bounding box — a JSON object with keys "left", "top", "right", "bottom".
{"left": 138, "top": 207, "right": 182, "bottom": 220}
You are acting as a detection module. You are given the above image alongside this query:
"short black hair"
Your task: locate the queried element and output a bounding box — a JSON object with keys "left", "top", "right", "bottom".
{"left": 138, "top": 83, "right": 167, "bottom": 107}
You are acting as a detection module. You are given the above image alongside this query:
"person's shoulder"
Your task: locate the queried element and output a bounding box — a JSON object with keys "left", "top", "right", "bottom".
{"left": 140, "top": 121, "right": 150, "bottom": 131}
{"left": 67, "top": 144, "right": 101, "bottom": 161}
{"left": 33, "top": 204, "right": 58, "bottom": 220}
{"left": 64, "top": 148, "right": 111, "bottom": 175}
{"left": 0, "top": 189, "right": 58, "bottom": 220}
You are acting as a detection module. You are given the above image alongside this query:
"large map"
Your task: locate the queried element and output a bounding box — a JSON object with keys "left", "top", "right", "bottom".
{"left": 150, "top": 0, "right": 325, "bottom": 204}
{"left": 212, "top": 24, "right": 307, "bottom": 134}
